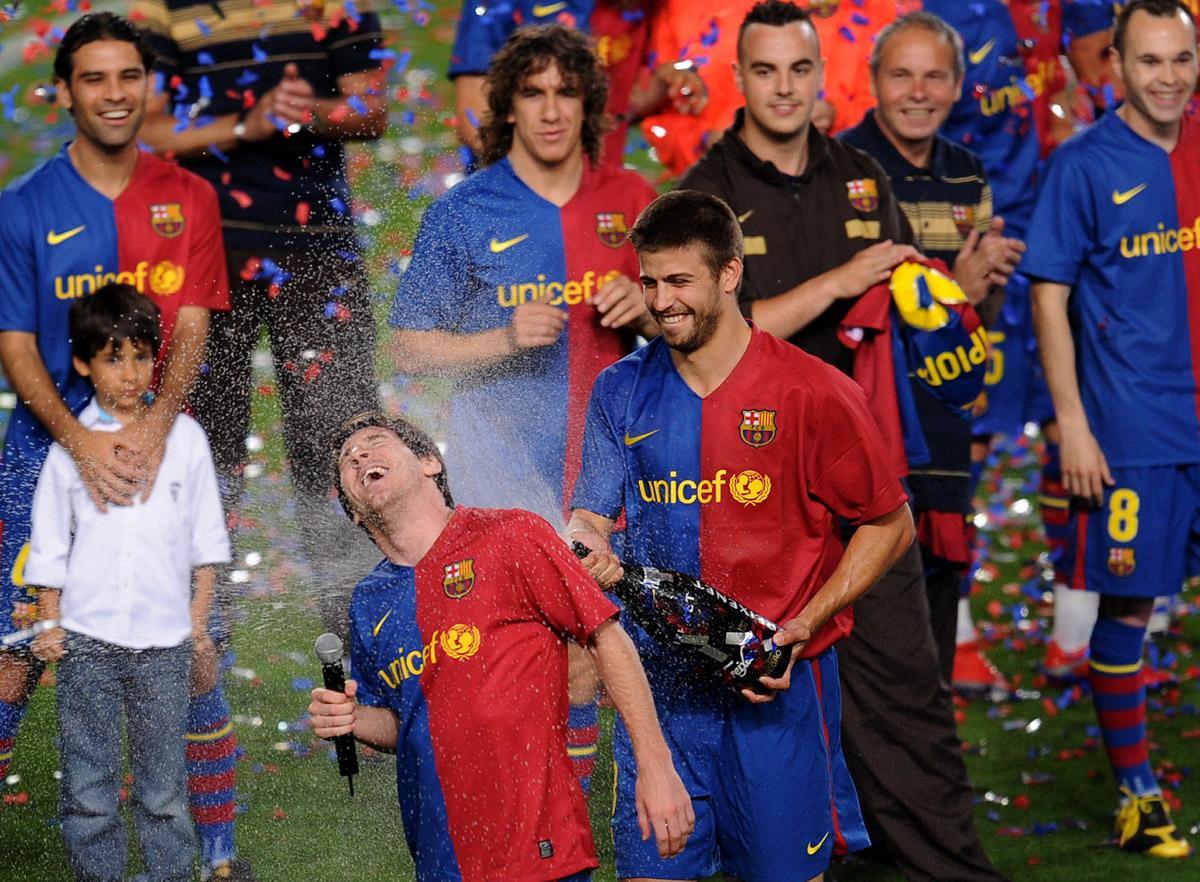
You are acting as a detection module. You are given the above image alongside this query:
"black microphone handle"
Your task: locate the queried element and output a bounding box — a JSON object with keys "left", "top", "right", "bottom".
{"left": 320, "top": 659, "right": 360, "bottom": 792}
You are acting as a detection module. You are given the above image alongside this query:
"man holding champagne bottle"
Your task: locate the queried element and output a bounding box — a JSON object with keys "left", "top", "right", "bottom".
{"left": 569, "top": 189, "right": 915, "bottom": 882}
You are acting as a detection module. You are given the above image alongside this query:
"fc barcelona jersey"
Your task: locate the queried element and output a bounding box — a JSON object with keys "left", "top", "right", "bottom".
{"left": 0, "top": 146, "right": 230, "bottom": 465}
{"left": 391, "top": 158, "right": 655, "bottom": 526}
{"left": 1023, "top": 112, "right": 1200, "bottom": 467}
{"left": 571, "top": 327, "right": 908, "bottom": 663}
{"left": 350, "top": 507, "right": 616, "bottom": 882}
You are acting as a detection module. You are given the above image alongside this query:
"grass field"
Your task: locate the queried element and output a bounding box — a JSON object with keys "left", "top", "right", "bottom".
{"left": 2, "top": 2, "right": 1199, "bottom": 879}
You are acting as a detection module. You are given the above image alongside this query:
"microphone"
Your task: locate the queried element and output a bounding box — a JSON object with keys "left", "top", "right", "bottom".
{"left": 314, "top": 633, "right": 359, "bottom": 796}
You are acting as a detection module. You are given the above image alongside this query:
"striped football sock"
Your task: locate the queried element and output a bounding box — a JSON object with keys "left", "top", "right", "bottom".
{"left": 1089, "top": 616, "right": 1159, "bottom": 796}
{"left": 567, "top": 701, "right": 598, "bottom": 794}
{"left": 0, "top": 698, "right": 27, "bottom": 784}
{"left": 187, "top": 684, "right": 240, "bottom": 869}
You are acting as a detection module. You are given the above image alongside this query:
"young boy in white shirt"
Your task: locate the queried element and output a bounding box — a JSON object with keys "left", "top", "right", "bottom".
{"left": 27, "top": 283, "right": 230, "bottom": 882}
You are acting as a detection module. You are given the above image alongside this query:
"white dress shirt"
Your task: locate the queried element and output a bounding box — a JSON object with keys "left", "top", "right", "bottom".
{"left": 24, "top": 400, "right": 231, "bottom": 649}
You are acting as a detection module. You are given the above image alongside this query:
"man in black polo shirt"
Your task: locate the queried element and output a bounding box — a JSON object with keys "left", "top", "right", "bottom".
{"left": 678, "top": 2, "right": 1007, "bottom": 880}
{"left": 133, "top": 2, "right": 384, "bottom": 632}
{"left": 840, "top": 10, "right": 1026, "bottom": 685}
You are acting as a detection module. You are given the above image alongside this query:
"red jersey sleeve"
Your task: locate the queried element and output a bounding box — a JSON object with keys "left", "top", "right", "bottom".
{"left": 184, "top": 175, "right": 230, "bottom": 312}
{"left": 804, "top": 370, "right": 909, "bottom": 524}
{"left": 509, "top": 512, "right": 618, "bottom": 644}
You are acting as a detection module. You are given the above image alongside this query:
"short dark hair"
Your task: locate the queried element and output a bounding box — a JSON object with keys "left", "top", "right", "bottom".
{"left": 631, "top": 190, "right": 743, "bottom": 279}
{"left": 54, "top": 12, "right": 156, "bottom": 83}
{"left": 69, "top": 283, "right": 162, "bottom": 363}
{"left": 737, "top": 0, "right": 816, "bottom": 60}
{"left": 479, "top": 24, "right": 609, "bottom": 166}
{"left": 1114, "top": 0, "right": 1196, "bottom": 55}
{"left": 870, "top": 11, "right": 965, "bottom": 83}
{"left": 332, "top": 411, "right": 454, "bottom": 523}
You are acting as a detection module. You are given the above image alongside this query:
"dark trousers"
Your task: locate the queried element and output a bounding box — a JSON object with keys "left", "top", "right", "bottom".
{"left": 191, "top": 244, "right": 381, "bottom": 635}
{"left": 838, "top": 543, "right": 1008, "bottom": 881}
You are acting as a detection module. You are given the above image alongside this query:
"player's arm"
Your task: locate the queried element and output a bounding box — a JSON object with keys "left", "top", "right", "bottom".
{"left": 310, "top": 67, "right": 388, "bottom": 141}
{"left": 392, "top": 300, "right": 569, "bottom": 375}
{"left": 308, "top": 679, "right": 399, "bottom": 753}
{"left": 588, "top": 618, "right": 694, "bottom": 857}
{"left": 0, "top": 331, "right": 145, "bottom": 507}
{"left": 453, "top": 74, "right": 487, "bottom": 155}
{"left": 746, "top": 240, "right": 919, "bottom": 338}
{"left": 1031, "top": 279, "right": 1112, "bottom": 506}
{"left": 749, "top": 502, "right": 914, "bottom": 702}
{"left": 565, "top": 509, "right": 624, "bottom": 586}
{"left": 626, "top": 61, "right": 708, "bottom": 122}
{"left": 31, "top": 587, "right": 64, "bottom": 662}
{"left": 190, "top": 565, "right": 218, "bottom": 694}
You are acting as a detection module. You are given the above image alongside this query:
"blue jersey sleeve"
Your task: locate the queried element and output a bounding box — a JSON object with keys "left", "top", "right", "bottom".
{"left": 570, "top": 368, "right": 626, "bottom": 519}
{"left": 0, "top": 192, "right": 37, "bottom": 333}
{"left": 1023, "top": 146, "right": 1094, "bottom": 286}
{"left": 390, "top": 197, "right": 469, "bottom": 331}
{"left": 349, "top": 595, "right": 387, "bottom": 710}
{"left": 448, "top": 0, "right": 518, "bottom": 77}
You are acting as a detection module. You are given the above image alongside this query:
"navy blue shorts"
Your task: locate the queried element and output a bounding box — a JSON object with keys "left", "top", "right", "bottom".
{"left": 1072, "top": 464, "right": 1200, "bottom": 597}
{"left": 612, "top": 647, "right": 855, "bottom": 881}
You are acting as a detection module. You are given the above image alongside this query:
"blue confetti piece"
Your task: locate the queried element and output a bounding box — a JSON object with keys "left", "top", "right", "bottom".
{"left": 198, "top": 51, "right": 214, "bottom": 65}
{"left": 337, "top": 250, "right": 361, "bottom": 262}
{"left": 323, "top": 302, "right": 338, "bottom": 319}
{"left": 312, "top": 144, "right": 326, "bottom": 158}
{"left": 199, "top": 75, "right": 213, "bottom": 99}
{"left": 154, "top": 71, "right": 167, "bottom": 93}
{"left": 465, "top": 108, "right": 478, "bottom": 126}
{"left": 252, "top": 43, "right": 268, "bottom": 64}
{"left": 347, "top": 95, "right": 368, "bottom": 115}
{"left": 851, "top": 13, "right": 869, "bottom": 26}
{"left": 368, "top": 48, "right": 397, "bottom": 61}
{"left": 330, "top": 197, "right": 347, "bottom": 214}
{"left": 292, "top": 677, "right": 315, "bottom": 690}
{"left": 236, "top": 68, "right": 258, "bottom": 86}
{"left": 344, "top": 0, "right": 361, "bottom": 22}
{"left": 838, "top": 26, "right": 855, "bottom": 42}
{"left": 174, "top": 81, "right": 190, "bottom": 102}
{"left": 401, "top": 110, "right": 415, "bottom": 125}
{"left": 0, "top": 85, "right": 16, "bottom": 121}
{"left": 196, "top": 19, "right": 212, "bottom": 38}
{"left": 208, "top": 145, "right": 231, "bottom": 163}
{"left": 388, "top": 258, "right": 404, "bottom": 277}
{"left": 622, "top": 8, "right": 644, "bottom": 22}
{"left": 700, "top": 20, "right": 719, "bottom": 48}
{"left": 395, "top": 49, "right": 412, "bottom": 74}
{"left": 331, "top": 286, "right": 347, "bottom": 298}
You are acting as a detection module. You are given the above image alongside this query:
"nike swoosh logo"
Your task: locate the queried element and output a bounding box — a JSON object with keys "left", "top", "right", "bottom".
{"left": 807, "top": 832, "right": 830, "bottom": 855}
{"left": 46, "top": 225, "right": 86, "bottom": 245}
{"left": 490, "top": 233, "right": 529, "bottom": 253}
{"left": 372, "top": 610, "right": 392, "bottom": 637}
{"left": 968, "top": 39, "right": 996, "bottom": 65}
{"left": 624, "top": 429, "right": 659, "bottom": 447}
{"left": 532, "top": 1, "right": 567, "bottom": 15}
{"left": 737, "top": 209, "right": 754, "bottom": 223}
{"left": 1112, "top": 183, "right": 1147, "bottom": 205}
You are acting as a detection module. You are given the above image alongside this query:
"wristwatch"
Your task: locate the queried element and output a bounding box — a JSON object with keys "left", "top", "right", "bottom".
{"left": 232, "top": 109, "right": 248, "bottom": 142}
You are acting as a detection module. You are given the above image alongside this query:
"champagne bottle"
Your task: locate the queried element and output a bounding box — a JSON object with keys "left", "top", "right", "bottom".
{"left": 571, "top": 542, "right": 792, "bottom": 695}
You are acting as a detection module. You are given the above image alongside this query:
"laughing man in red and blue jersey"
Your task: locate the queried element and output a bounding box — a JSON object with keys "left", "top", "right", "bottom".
{"left": 568, "top": 190, "right": 914, "bottom": 882}
{"left": 1026, "top": 0, "right": 1199, "bottom": 858}
{"left": 391, "top": 23, "right": 658, "bottom": 796}
{"left": 309, "top": 411, "right": 693, "bottom": 882}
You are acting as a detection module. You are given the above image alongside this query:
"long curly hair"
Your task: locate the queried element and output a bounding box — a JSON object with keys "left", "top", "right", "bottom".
{"left": 479, "top": 24, "right": 610, "bottom": 167}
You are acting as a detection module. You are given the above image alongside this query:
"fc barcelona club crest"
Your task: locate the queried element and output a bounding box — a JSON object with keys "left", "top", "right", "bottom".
{"left": 596, "top": 212, "right": 630, "bottom": 248}
{"left": 1108, "top": 548, "right": 1136, "bottom": 577}
{"left": 150, "top": 203, "right": 185, "bottom": 239}
{"left": 952, "top": 205, "right": 976, "bottom": 238}
{"left": 443, "top": 558, "right": 475, "bottom": 599}
{"left": 806, "top": 0, "right": 839, "bottom": 18}
{"left": 846, "top": 179, "right": 878, "bottom": 213}
{"left": 739, "top": 409, "right": 777, "bottom": 448}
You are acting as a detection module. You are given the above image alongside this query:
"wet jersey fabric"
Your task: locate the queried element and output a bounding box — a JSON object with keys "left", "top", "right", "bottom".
{"left": 571, "top": 325, "right": 909, "bottom": 664}
{"left": 1023, "top": 112, "right": 1200, "bottom": 467}
{"left": 349, "top": 507, "right": 616, "bottom": 882}
{"left": 391, "top": 158, "right": 654, "bottom": 525}
{"left": 0, "top": 147, "right": 229, "bottom": 638}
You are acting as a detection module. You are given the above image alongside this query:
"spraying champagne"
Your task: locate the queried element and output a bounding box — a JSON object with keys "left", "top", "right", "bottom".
{"left": 571, "top": 542, "right": 791, "bottom": 695}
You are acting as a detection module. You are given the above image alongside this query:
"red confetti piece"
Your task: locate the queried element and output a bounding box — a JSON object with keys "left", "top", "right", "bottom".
{"left": 1013, "top": 794, "right": 1030, "bottom": 810}
{"left": 272, "top": 806, "right": 286, "bottom": 820}
{"left": 327, "top": 102, "right": 350, "bottom": 124}
{"left": 1041, "top": 697, "right": 1058, "bottom": 717}
{"left": 1026, "top": 856, "right": 1041, "bottom": 867}
{"left": 303, "top": 362, "right": 322, "bottom": 383}
{"left": 240, "top": 257, "right": 261, "bottom": 281}
{"left": 295, "top": 202, "right": 310, "bottom": 226}
{"left": 256, "top": 384, "right": 275, "bottom": 397}
{"left": 310, "top": 22, "right": 327, "bottom": 41}
{"left": 229, "top": 190, "right": 253, "bottom": 209}
{"left": 273, "top": 166, "right": 292, "bottom": 181}
{"left": 221, "top": 172, "right": 232, "bottom": 185}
